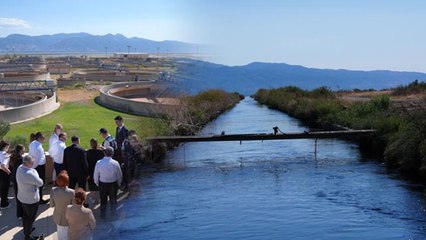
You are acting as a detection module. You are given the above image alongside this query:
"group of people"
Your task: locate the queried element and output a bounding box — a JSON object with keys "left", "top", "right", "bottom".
{"left": 0, "top": 116, "right": 145, "bottom": 240}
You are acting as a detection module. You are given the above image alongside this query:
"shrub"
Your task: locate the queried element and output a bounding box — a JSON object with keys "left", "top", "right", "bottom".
{"left": 5, "top": 135, "right": 28, "bottom": 150}
{"left": 254, "top": 84, "right": 425, "bottom": 179}
{"left": 392, "top": 80, "right": 426, "bottom": 96}
{"left": 0, "top": 121, "right": 10, "bottom": 140}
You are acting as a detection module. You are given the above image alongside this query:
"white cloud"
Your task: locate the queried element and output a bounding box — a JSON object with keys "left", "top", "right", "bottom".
{"left": 0, "top": 17, "right": 31, "bottom": 28}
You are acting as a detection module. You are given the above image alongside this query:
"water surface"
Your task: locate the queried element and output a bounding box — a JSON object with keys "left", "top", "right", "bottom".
{"left": 96, "top": 98, "right": 426, "bottom": 240}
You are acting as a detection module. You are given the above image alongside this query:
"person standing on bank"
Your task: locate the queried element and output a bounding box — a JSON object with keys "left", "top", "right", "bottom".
{"left": 66, "top": 188, "right": 96, "bottom": 240}
{"left": 93, "top": 147, "right": 122, "bottom": 219}
{"left": 63, "top": 136, "right": 88, "bottom": 190}
{"left": 0, "top": 140, "right": 11, "bottom": 209}
{"left": 114, "top": 115, "right": 128, "bottom": 164}
{"left": 29, "top": 132, "right": 49, "bottom": 204}
{"left": 16, "top": 155, "right": 44, "bottom": 240}
{"left": 10, "top": 144, "right": 25, "bottom": 218}
{"left": 86, "top": 139, "right": 104, "bottom": 205}
{"left": 50, "top": 170, "right": 74, "bottom": 240}
{"left": 51, "top": 133, "right": 67, "bottom": 179}
{"left": 48, "top": 124, "right": 63, "bottom": 158}
{"left": 99, "top": 128, "right": 117, "bottom": 151}
{"left": 122, "top": 131, "right": 142, "bottom": 189}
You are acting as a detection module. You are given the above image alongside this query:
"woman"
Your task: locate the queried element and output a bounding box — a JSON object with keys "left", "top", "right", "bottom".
{"left": 0, "top": 140, "right": 11, "bottom": 209}
{"left": 50, "top": 170, "right": 74, "bottom": 240}
{"left": 86, "top": 139, "right": 104, "bottom": 204}
{"left": 66, "top": 188, "right": 96, "bottom": 240}
{"left": 9, "top": 144, "right": 25, "bottom": 218}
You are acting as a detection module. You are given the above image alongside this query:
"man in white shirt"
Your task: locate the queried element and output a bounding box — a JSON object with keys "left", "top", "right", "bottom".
{"left": 93, "top": 147, "right": 122, "bottom": 219}
{"left": 51, "top": 132, "right": 67, "bottom": 177}
{"left": 28, "top": 132, "right": 49, "bottom": 204}
{"left": 48, "top": 123, "right": 63, "bottom": 156}
{"left": 16, "top": 155, "right": 44, "bottom": 240}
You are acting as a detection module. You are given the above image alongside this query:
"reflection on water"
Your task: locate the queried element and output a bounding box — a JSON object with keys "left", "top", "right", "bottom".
{"left": 95, "top": 98, "right": 426, "bottom": 240}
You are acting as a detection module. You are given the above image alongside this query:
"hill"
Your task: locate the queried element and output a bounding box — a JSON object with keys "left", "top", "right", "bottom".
{"left": 177, "top": 60, "right": 426, "bottom": 95}
{"left": 0, "top": 33, "right": 196, "bottom": 53}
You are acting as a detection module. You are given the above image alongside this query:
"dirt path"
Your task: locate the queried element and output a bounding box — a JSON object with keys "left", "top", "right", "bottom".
{"left": 57, "top": 86, "right": 103, "bottom": 104}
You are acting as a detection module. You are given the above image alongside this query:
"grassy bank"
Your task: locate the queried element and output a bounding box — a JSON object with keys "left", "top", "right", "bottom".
{"left": 253, "top": 84, "right": 426, "bottom": 178}
{"left": 167, "top": 89, "right": 243, "bottom": 136}
{"left": 4, "top": 90, "right": 169, "bottom": 149}
{"left": 3, "top": 88, "right": 242, "bottom": 155}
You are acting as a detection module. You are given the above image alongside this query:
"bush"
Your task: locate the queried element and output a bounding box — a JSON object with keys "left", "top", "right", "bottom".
{"left": 254, "top": 84, "right": 426, "bottom": 179}
{"left": 5, "top": 135, "right": 28, "bottom": 150}
{"left": 0, "top": 121, "right": 10, "bottom": 140}
{"left": 392, "top": 80, "right": 426, "bottom": 96}
{"left": 169, "top": 89, "right": 241, "bottom": 136}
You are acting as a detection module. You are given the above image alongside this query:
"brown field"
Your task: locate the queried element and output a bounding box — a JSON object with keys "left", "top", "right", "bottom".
{"left": 340, "top": 90, "right": 426, "bottom": 113}
{"left": 57, "top": 86, "right": 102, "bottom": 104}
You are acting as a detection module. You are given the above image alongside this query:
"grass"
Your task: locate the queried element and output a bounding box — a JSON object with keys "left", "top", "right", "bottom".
{"left": 4, "top": 98, "right": 169, "bottom": 149}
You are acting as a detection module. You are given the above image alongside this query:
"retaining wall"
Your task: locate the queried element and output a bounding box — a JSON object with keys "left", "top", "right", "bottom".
{"left": 73, "top": 70, "right": 156, "bottom": 82}
{"left": 98, "top": 82, "right": 177, "bottom": 117}
{"left": 0, "top": 92, "right": 60, "bottom": 124}
{"left": 0, "top": 73, "right": 51, "bottom": 81}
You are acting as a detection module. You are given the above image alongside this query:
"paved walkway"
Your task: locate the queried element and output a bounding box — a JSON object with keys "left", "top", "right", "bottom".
{"left": 0, "top": 184, "right": 129, "bottom": 240}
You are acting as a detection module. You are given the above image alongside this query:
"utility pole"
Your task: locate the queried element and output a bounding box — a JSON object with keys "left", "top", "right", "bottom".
{"left": 156, "top": 47, "right": 160, "bottom": 69}
{"left": 127, "top": 45, "right": 131, "bottom": 55}
{"left": 105, "top": 46, "right": 108, "bottom": 58}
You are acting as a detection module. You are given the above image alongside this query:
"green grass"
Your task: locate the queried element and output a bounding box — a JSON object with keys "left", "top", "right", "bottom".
{"left": 5, "top": 99, "right": 169, "bottom": 149}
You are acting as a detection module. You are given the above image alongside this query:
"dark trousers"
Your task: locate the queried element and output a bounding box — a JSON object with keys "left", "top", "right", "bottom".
{"left": 12, "top": 179, "right": 23, "bottom": 218}
{"left": 22, "top": 202, "right": 39, "bottom": 240}
{"left": 53, "top": 162, "right": 64, "bottom": 177}
{"left": 122, "top": 160, "right": 136, "bottom": 187}
{"left": 0, "top": 170, "right": 10, "bottom": 207}
{"left": 69, "top": 176, "right": 86, "bottom": 190}
{"left": 99, "top": 181, "right": 118, "bottom": 217}
{"left": 115, "top": 149, "right": 123, "bottom": 165}
{"left": 35, "top": 165, "right": 45, "bottom": 201}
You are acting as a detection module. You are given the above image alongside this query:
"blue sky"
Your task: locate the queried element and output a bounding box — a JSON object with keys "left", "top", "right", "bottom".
{"left": 1, "top": 0, "right": 426, "bottom": 72}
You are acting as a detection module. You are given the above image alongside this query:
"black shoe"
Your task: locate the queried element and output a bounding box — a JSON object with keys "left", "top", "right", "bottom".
{"left": 25, "top": 235, "right": 38, "bottom": 240}
{"left": 39, "top": 199, "right": 49, "bottom": 205}
{"left": 0, "top": 202, "right": 11, "bottom": 209}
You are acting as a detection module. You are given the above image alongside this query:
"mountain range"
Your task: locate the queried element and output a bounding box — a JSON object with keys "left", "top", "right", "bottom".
{"left": 1, "top": 32, "right": 425, "bottom": 95}
{"left": 0, "top": 33, "right": 196, "bottom": 53}
{"left": 177, "top": 60, "right": 426, "bottom": 95}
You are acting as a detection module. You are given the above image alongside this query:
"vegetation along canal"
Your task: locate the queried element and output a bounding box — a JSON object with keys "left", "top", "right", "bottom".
{"left": 99, "top": 97, "right": 426, "bottom": 239}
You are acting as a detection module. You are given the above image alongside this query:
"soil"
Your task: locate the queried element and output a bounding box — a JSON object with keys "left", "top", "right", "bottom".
{"left": 57, "top": 86, "right": 103, "bottom": 104}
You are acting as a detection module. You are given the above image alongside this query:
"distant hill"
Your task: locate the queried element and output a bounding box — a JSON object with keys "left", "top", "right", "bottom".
{"left": 0, "top": 33, "right": 196, "bottom": 53}
{"left": 177, "top": 60, "right": 426, "bottom": 95}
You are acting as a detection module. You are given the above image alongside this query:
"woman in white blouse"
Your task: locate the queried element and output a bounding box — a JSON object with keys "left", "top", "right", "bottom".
{"left": 0, "top": 140, "right": 11, "bottom": 209}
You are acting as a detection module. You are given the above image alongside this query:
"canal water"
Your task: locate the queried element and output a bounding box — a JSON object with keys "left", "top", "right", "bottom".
{"left": 96, "top": 97, "right": 426, "bottom": 239}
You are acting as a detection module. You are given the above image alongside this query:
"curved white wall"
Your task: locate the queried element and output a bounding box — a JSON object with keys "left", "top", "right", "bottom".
{"left": 0, "top": 92, "right": 60, "bottom": 124}
{"left": 98, "top": 82, "right": 176, "bottom": 117}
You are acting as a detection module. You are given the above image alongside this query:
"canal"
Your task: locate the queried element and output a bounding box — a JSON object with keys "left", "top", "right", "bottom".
{"left": 96, "top": 97, "right": 426, "bottom": 239}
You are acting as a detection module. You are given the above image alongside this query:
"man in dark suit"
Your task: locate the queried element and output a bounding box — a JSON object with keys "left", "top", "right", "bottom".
{"left": 114, "top": 116, "right": 129, "bottom": 163}
{"left": 63, "top": 136, "right": 88, "bottom": 190}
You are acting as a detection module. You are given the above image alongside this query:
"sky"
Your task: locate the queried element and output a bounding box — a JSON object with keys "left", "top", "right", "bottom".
{"left": 1, "top": 0, "right": 426, "bottom": 72}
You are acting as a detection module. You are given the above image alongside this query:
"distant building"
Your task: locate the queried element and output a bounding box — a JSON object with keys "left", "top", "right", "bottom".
{"left": 47, "top": 64, "right": 71, "bottom": 74}
{"left": 113, "top": 53, "right": 151, "bottom": 60}
{"left": 0, "top": 64, "right": 33, "bottom": 73}
{"left": 10, "top": 56, "right": 45, "bottom": 65}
